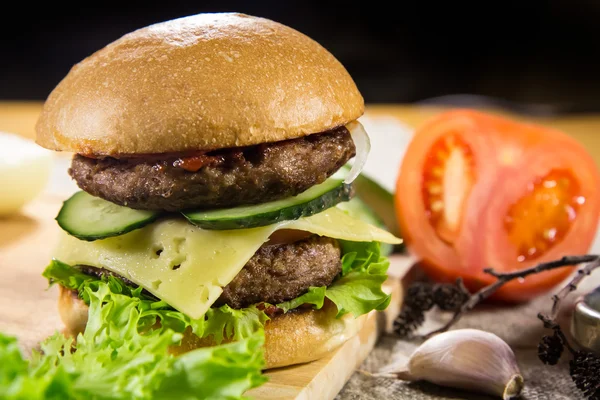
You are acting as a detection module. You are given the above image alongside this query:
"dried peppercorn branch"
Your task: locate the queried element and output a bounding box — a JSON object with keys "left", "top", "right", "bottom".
{"left": 394, "top": 255, "right": 600, "bottom": 399}
{"left": 536, "top": 256, "right": 600, "bottom": 400}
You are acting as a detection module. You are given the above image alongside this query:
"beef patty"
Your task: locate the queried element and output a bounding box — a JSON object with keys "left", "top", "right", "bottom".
{"left": 69, "top": 127, "right": 355, "bottom": 212}
{"left": 78, "top": 235, "right": 342, "bottom": 309}
{"left": 215, "top": 235, "right": 341, "bottom": 308}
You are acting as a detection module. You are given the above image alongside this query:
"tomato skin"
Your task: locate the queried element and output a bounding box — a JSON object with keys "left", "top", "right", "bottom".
{"left": 396, "top": 111, "right": 496, "bottom": 274}
{"left": 395, "top": 109, "right": 600, "bottom": 302}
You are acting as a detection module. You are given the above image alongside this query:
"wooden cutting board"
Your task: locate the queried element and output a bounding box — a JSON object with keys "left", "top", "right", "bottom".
{"left": 0, "top": 192, "right": 412, "bottom": 400}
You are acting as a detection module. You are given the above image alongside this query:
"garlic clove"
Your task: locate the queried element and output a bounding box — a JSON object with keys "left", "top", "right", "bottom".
{"left": 378, "top": 329, "right": 524, "bottom": 399}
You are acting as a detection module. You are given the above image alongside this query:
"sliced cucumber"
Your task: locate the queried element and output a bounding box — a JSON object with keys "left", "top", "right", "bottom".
{"left": 339, "top": 164, "right": 404, "bottom": 252}
{"left": 56, "top": 191, "right": 160, "bottom": 241}
{"left": 353, "top": 173, "right": 400, "bottom": 237}
{"left": 182, "top": 178, "right": 353, "bottom": 230}
{"left": 341, "top": 164, "right": 401, "bottom": 238}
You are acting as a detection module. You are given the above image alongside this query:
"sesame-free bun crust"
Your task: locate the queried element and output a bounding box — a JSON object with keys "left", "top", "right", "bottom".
{"left": 36, "top": 13, "right": 364, "bottom": 156}
{"left": 58, "top": 286, "right": 364, "bottom": 369}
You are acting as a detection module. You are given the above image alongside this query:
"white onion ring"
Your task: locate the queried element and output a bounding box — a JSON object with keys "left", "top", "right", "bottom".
{"left": 344, "top": 121, "right": 371, "bottom": 184}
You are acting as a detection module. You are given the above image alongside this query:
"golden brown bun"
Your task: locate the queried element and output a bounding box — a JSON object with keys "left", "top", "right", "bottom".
{"left": 58, "top": 286, "right": 364, "bottom": 369}
{"left": 36, "top": 13, "right": 364, "bottom": 156}
{"left": 58, "top": 285, "right": 89, "bottom": 336}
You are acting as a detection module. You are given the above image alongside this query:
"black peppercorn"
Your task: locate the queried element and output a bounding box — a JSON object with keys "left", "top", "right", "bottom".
{"left": 393, "top": 306, "right": 425, "bottom": 338}
{"left": 570, "top": 351, "right": 600, "bottom": 399}
{"left": 433, "top": 284, "right": 470, "bottom": 311}
{"left": 537, "top": 333, "right": 564, "bottom": 365}
{"left": 406, "top": 283, "right": 435, "bottom": 312}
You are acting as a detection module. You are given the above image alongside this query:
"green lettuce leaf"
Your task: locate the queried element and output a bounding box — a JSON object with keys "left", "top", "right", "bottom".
{"left": 339, "top": 240, "right": 382, "bottom": 274}
{"left": 276, "top": 241, "right": 391, "bottom": 318}
{"left": 43, "top": 260, "right": 266, "bottom": 344}
{"left": 329, "top": 241, "right": 391, "bottom": 317}
{"left": 324, "top": 262, "right": 391, "bottom": 317}
{"left": 204, "top": 305, "right": 270, "bottom": 343}
{"left": 9, "top": 236, "right": 390, "bottom": 399}
{"left": 154, "top": 335, "right": 266, "bottom": 400}
{"left": 0, "top": 280, "right": 266, "bottom": 400}
{"left": 277, "top": 286, "right": 326, "bottom": 313}
{"left": 42, "top": 259, "right": 94, "bottom": 290}
{"left": 44, "top": 238, "right": 391, "bottom": 344}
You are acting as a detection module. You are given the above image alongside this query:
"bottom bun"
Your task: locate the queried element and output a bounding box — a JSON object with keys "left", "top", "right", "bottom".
{"left": 58, "top": 285, "right": 365, "bottom": 369}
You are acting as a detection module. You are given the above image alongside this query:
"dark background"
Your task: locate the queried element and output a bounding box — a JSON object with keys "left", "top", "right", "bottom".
{"left": 2, "top": 1, "right": 599, "bottom": 114}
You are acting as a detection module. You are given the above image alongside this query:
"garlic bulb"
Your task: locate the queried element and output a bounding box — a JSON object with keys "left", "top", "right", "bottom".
{"left": 381, "top": 329, "right": 523, "bottom": 399}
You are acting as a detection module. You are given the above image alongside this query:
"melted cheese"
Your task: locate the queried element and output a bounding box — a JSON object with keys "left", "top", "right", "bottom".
{"left": 53, "top": 207, "right": 401, "bottom": 319}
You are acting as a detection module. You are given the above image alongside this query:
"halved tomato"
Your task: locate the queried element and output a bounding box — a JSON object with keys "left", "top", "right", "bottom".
{"left": 395, "top": 109, "right": 600, "bottom": 302}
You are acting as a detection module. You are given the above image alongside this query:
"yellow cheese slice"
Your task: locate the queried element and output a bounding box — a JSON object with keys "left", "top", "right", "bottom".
{"left": 53, "top": 207, "right": 401, "bottom": 319}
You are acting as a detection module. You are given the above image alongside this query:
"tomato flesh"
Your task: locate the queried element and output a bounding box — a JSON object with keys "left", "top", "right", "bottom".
{"left": 504, "top": 169, "right": 583, "bottom": 262}
{"left": 422, "top": 133, "right": 475, "bottom": 244}
{"left": 396, "top": 109, "right": 600, "bottom": 302}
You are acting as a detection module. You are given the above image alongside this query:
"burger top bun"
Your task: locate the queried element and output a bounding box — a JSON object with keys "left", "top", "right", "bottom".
{"left": 36, "top": 13, "right": 364, "bottom": 156}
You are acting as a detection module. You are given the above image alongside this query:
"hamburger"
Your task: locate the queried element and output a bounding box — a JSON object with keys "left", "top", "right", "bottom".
{"left": 36, "top": 11, "right": 400, "bottom": 375}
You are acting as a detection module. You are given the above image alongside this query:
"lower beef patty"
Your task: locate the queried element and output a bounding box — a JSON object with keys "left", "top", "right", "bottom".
{"left": 78, "top": 235, "right": 342, "bottom": 309}
{"left": 69, "top": 127, "right": 355, "bottom": 211}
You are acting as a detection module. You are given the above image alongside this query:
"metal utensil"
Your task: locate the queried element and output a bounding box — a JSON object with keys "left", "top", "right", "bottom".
{"left": 571, "top": 286, "right": 600, "bottom": 354}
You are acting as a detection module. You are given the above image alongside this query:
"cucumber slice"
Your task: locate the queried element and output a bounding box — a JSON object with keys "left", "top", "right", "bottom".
{"left": 56, "top": 191, "right": 160, "bottom": 241}
{"left": 353, "top": 172, "right": 400, "bottom": 237}
{"left": 182, "top": 178, "right": 353, "bottom": 230}
{"left": 339, "top": 164, "right": 404, "bottom": 252}
{"left": 340, "top": 164, "right": 401, "bottom": 238}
